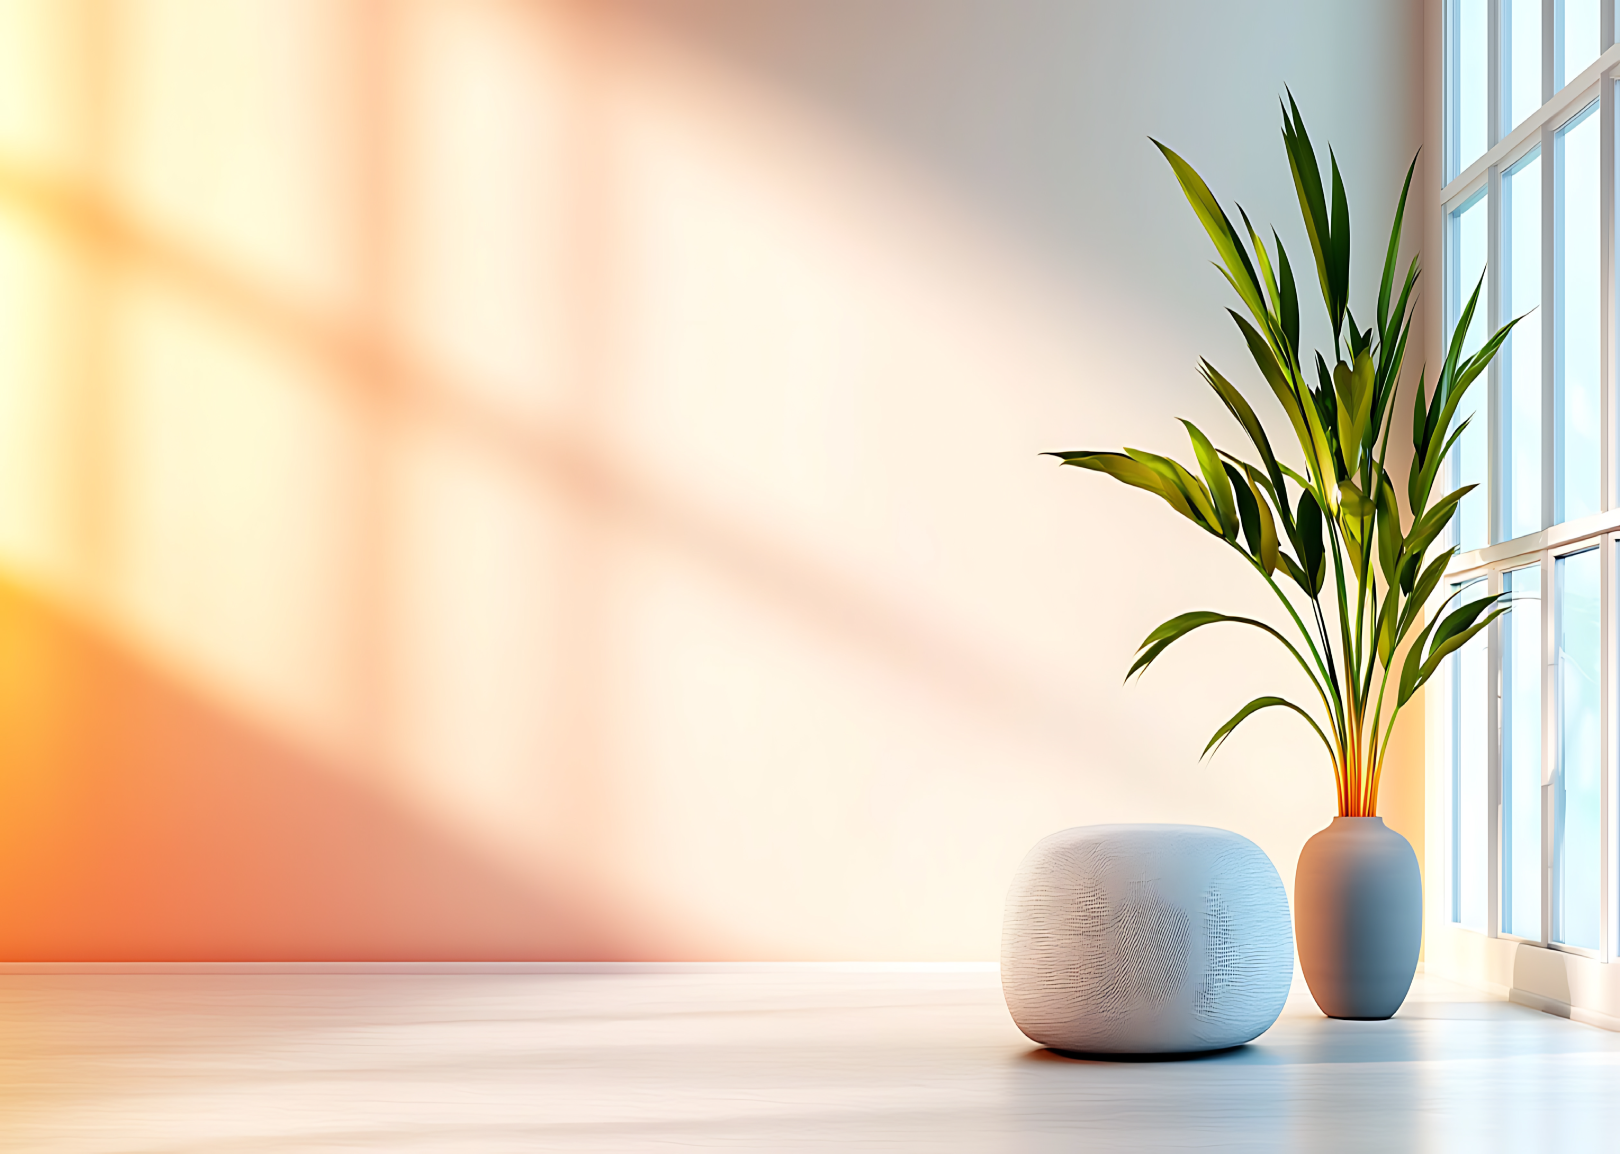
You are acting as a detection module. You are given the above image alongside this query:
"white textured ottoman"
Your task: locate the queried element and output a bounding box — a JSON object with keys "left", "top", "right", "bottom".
{"left": 1001, "top": 824, "right": 1292, "bottom": 1053}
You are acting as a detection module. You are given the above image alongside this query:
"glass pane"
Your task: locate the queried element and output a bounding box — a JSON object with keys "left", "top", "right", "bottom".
{"left": 1452, "top": 0, "right": 1489, "bottom": 178}
{"left": 1450, "top": 189, "right": 1490, "bottom": 550}
{"left": 1554, "top": 546, "right": 1600, "bottom": 949}
{"left": 1452, "top": 577, "right": 1490, "bottom": 931}
{"left": 1505, "top": 0, "right": 1544, "bottom": 129}
{"left": 1555, "top": 0, "right": 1602, "bottom": 89}
{"left": 1555, "top": 102, "right": 1600, "bottom": 524}
{"left": 1503, "top": 149, "right": 1543, "bottom": 540}
{"left": 1502, "top": 564, "right": 1542, "bottom": 940}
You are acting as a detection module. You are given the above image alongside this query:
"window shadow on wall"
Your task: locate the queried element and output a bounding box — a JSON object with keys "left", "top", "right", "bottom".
{"left": 0, "top": 572, "right": 639, "bottom": 961}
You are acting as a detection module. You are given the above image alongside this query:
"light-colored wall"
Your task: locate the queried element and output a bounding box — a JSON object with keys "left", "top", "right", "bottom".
{"left": 0, "top": 0, "right": 1423, "bottom": 960}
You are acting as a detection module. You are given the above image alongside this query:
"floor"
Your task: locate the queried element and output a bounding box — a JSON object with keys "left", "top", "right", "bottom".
{"left": 0, "top": 970, "right": 1618, "bottom": 1152}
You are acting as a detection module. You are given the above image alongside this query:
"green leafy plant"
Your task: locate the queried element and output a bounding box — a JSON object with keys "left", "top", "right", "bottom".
{"left": 1051, "top": 96, "right": 1518, "bottom": 817}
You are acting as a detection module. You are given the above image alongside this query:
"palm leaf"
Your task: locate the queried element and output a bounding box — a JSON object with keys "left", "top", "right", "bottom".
{"left": 1204, "top": 695, "right": 1335, "bottom": 760}
{"left": 1182, "top": 420, "right": 1238, "bottom": 540}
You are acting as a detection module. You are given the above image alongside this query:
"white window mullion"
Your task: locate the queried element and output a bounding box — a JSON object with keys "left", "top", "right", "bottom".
{"left": 1544, "top": 0, "right": 1557, "bottom": 104}
{"left": 1601, "top": 77, "right": 1614, "bottom": 515}
{"left": 1491, "top": 160, "right": 1504, "bottom": 542}
{"left": 1554, "top": 0, "right": 1566, "bottom": 88}
{"left": 1544, "top": 119, "right": 1557, "bottom": 532}
{"left": 1602, "top": 533, "right": 1614, "bottom": 960}
{"left": 1489, "top": 565, "right": 1504, "bottom": 937}
{"left": 1544, "top": 544, "right": 1557, "bottom": 947}
{"left": 1602, "top": 71, "right": 1617, "bottom": 961}
{"left": 1491, "top": 0, "right": 1504, "bottom": 147}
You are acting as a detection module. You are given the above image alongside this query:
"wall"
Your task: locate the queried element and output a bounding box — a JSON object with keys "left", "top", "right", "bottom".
{"left": 0, "top": 0, "right": 1424, "bottom": 961}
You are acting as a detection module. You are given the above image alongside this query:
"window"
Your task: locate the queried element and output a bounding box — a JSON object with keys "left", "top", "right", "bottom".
{"left": 1556, "top": 0, "right": 1603, "bottom": 89}
{"left": 1449, "top": 188, "right": 1492, "bottom": 552}
{"left": 1502, "top": 148, "right": 1542, "bottom": 539}
{"left": 1441, "top": 4, "right": 1616, "bottom": 957}
{"left": 1449, "top": 0, "right": 1489, "bottom": 181}
{"left": 1554, "top": 101, "right": 1600, "bottom": 523}
{"left": 1553, "top": 546, "right": 1601, "bottom": 948}
{"left": 1505, "top": 0, "right": 1543, "bottom": 130}
{"left": 1451, "top": 577, "right": 1491, "bottom": 932}
{"left": 1501, "top": 565, "right": 1542, "bottom": 940}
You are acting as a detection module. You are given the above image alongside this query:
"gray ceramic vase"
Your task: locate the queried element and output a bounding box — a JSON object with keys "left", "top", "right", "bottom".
{"left": 1294, "top": 817, "right": 1422, "bottom": 1019}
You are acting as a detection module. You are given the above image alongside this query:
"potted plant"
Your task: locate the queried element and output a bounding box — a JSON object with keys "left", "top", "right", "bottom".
{"left": 1051, "top": 97, "right": 1516, "bottom": 1020}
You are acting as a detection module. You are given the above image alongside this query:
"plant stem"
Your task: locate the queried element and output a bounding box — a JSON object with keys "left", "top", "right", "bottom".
{"left": 1254, "top": 563, "right": 1343, "bottom": 735}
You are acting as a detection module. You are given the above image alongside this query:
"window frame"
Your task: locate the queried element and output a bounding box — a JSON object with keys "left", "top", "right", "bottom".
{"left": 1439, "top": 0, "right": 1620, "bottom": 963}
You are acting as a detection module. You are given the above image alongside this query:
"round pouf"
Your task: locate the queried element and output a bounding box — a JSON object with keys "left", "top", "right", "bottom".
{"left": 1001, "top": 824, "right": 1292, "bottom": 1054}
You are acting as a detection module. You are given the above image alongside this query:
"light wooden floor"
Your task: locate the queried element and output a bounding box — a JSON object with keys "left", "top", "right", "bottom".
{"left": 0, "top": 970, "right": 1617, "bottom": 1151}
